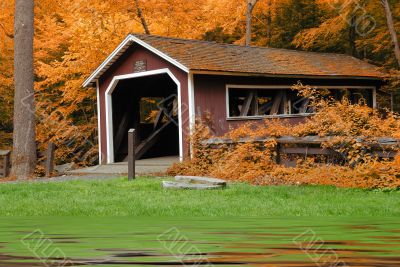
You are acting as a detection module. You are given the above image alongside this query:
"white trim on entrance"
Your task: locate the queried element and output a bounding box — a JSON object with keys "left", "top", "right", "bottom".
{"left": 104, "top": 68, "right": 183, "bottom": 164}
{"left": 188, "top": 72, "right": 195, "bottom": 132}
{"left": 83, "top": 34, "right": 189, "bottom": 88}
{"left": 96, "top": 80, "right": 102, "bottom": 164}
{"left": 187, "top": 72, "right": 196, "bottom": 158}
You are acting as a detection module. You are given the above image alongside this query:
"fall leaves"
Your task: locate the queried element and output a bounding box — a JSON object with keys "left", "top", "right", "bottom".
{"left": 0, "top": 0, "right": 399, "bottom": 168}
{"left": 1, "top": 0, "right": 250, "bottom": 164}
{"left": 168, "top": 85, "right": 400, "bottom": 189}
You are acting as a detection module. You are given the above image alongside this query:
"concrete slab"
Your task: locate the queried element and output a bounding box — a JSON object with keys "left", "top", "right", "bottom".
{"left": 67, "top": 156, "right": 179, "bottom": 175}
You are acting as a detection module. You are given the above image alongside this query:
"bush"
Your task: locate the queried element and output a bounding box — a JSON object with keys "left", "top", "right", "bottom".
{"left": 168, "top": 84, "right": 400, "bottom": 189}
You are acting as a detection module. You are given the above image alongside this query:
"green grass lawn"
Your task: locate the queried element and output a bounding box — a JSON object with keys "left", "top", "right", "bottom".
{"left": 0, "top": 177, "right": 399, "bottom": 216}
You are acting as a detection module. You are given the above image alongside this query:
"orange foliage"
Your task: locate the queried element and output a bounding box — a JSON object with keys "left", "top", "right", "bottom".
{"left": 168, "top": 85, "right": 400, "bottom": 189}
{"left": 0, "top": 0, "right": 249, "bottom": 165}
{"left": 0, "top": 0, "right": 399, "bottom": 168}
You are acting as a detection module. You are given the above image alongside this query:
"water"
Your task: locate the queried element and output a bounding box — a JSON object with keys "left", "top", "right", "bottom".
{"left": 0, "top": 217, "right": 399, "bottom": 266}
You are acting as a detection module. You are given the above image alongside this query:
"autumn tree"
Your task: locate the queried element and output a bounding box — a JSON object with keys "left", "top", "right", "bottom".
{"left": 0, "top": 0, "right": 14, "bottom": 133}
{"left": 292, "top": 0, "right": 360, "bottom": 54}
{"left": 12, "top": 0, "right": 36, "bottom": 178}
{"left": 202, "top": 26, "right": 241, "bottom": 44}
{"left": 382, "top": 0, "right": 400, "bottom": 67}
{"left": 272, "top": 0, "right": 323, "bottom": 48}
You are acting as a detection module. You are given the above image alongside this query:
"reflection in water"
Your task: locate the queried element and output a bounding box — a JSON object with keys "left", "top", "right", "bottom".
{"left": 0, "top": 218, "right": 399, "bottom": 266}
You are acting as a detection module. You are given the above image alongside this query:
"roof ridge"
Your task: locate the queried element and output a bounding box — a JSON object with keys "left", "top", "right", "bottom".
{"left": 131, "top": 33, "right": 356, "bottom": 58}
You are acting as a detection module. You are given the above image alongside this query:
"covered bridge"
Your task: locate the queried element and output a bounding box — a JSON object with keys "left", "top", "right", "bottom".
{"left": 83, "top": 34, "right": 384, "bottom": 164}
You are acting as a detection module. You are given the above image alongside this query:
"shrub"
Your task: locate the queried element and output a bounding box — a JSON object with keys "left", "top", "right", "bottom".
{"left": 168, "top": 84, "right": 400, "bottom": 189}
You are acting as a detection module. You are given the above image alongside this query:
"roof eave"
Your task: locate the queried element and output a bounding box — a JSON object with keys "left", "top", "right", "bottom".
{"left": 190, "top": 69, "right": 384, "bottom": 81}
{"left": 82, "top": 34, "right": 189, "bottom": 88}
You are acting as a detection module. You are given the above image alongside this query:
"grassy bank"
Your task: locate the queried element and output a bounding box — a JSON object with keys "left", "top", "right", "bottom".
{"left": 0, "top": 177, "right": 399, "bottom": 216}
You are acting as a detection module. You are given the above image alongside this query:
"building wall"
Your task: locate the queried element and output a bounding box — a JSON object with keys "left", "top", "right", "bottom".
{"left": 193, "top": 74, "right": 381, "bottom": 136}
{"left": 98, "top": 44, "right": 189, "bottom": 163}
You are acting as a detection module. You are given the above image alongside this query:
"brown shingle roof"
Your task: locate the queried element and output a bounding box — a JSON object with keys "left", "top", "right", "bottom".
{"left": 83, "top": 34, "right": 384, "bottom": 87}
{"left": 133, "top": 34, "right": 383, "bottom": 78}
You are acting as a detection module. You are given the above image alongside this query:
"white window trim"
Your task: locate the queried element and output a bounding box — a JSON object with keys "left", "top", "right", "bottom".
{"left": 105, "top": 68, "right": 183, "bottom": 164}
{"left": 225, "top": 84, "right": 377, "bottom": 120}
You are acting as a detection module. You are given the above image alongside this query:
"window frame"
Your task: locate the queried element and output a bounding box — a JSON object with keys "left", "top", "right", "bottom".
{"left": 225, "top": 84, "right": 377, "bottom": 121}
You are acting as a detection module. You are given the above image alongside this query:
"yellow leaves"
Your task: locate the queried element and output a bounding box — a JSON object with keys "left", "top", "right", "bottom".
{"left": 136, "top": 0, "right": 246, "bottom": 39}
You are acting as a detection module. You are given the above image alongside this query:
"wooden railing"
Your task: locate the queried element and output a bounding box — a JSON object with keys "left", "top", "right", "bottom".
{"left": 202, "top": 136, "right": 399, "bottom": 166}
{"left": 0, "top": 143, "right": 56, "bottom": 178}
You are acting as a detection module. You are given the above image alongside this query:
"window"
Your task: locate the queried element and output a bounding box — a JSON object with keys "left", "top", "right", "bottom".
{"left": 227, "top": 86, "right": 375, "bottom": 119}
{"left": 228, "top": 87, "right": 313, "bottom": 118}
{"left": 329, "top": 88, "right": 374, "bottom": 107}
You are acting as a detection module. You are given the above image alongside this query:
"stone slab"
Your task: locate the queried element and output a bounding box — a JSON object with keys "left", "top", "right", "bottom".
{"left": 162, "top": 181, "right": 224, "bottom": 190}
{"left": 175, "top": 176, "right": 227, "bottom": 186}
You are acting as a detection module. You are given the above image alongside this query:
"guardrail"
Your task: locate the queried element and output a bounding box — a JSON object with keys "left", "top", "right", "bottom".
{"left": 202, "top": 136, "right": 399, "bottom": 166}
{"left": 0, "top": 143, "right": 56, "bottom": 178}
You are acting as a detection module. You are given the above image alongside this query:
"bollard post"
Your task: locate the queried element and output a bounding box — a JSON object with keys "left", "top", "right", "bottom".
{"left": 275, "top": 142, "right": 281, "bottom": 164}
{"left": 4, "top": 151, "right": 10, "bottom": 177}
{"left": 128, "top": 129, "right": 136, "bottom": 180}
{"left": 0, "top": 150, "right": 11, "bottom": 178}
{"left": 45, "top": 143, "right": 55, "bottom": 177}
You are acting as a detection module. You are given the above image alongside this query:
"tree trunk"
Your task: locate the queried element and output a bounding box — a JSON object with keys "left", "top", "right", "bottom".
{"left": 382, "top": 0, "right": 400, "bottom": 67}
{"left": 266, "top": 0, "right": 272, "bottom": 46}
{"left": 349, "top": 14, "right": 357, "bottom": 57}
{"left": 246, "top": 0, "right": 259, "bottom": 46}
{"left": 12, "top": 0, "right": 37, "bottom": 179}
{"left": 134, "top": 0, "right": 150, "bottom": 35}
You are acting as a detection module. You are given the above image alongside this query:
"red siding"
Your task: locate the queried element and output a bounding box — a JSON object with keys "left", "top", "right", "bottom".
{"left": 98, "top": 44, "right": 189, "bottom": 162}
{"left": 193, "top": 74, "right": 380, "bottom": 136}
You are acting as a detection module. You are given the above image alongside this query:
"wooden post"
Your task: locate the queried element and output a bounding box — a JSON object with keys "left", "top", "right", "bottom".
{"left": 4, "top": 151, "right": 10, "bottom": 177}
{"left": 0, "top": 151, "right": 11, "bottom": 178}
{"left": 128, "top": 129, "right": 136, "bottom": 181}
{"left": 45, "top": 143, "right": 55, "bottom": 177}
{"left": 275, "top": 143, "right": 281, "bottom": 164}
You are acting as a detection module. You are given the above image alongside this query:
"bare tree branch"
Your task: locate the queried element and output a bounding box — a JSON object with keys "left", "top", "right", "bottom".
{"left": 0, "top": 22, "right": 14, "bottom": 39}
{"left": 381, "top": 0, "right": 400, "bottom": 67}
{"left": 266, "top": 0, "right": 272, "bottom": 46}
{"left": 134, "top": 0, "right": 150, "bottom": 35}
{"left": 246, "top": 0, "right": 259, "bottom": 46}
